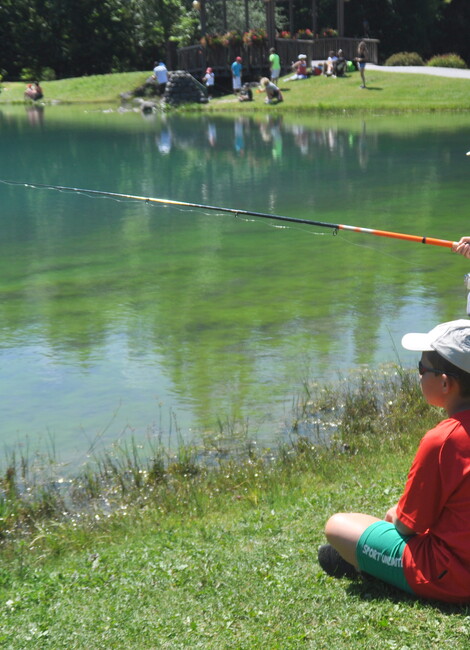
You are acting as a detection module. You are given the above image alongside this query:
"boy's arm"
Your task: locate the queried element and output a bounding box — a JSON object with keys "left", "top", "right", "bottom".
{"left": 385, "top": 504, "right": 416, "bottom": 537}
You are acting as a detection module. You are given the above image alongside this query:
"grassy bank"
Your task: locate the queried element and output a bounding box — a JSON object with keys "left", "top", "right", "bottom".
{"left": 2, "top": 368, "right": 470, "bottom": 648}
{"left": 1, "top": 68, "right": 470, "bottom": 113}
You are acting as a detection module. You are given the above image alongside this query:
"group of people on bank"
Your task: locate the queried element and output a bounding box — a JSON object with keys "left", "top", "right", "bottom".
{"left": 20, "top": 40, "right": 368, "bottom": 107}
{"left": 223, "top": 40, "right": 368, "bottom": 104}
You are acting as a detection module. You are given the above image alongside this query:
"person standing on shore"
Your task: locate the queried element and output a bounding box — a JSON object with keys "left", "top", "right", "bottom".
{"left": 153, "top": 61, "right": 168, "bottom": 94}
{"left": 269, "top": 47, "right": 281, "bottom": 83}
{"left": 355, "top": 41, "right": 368, "bottom": 88}
{"left": 231, "top": 56, "right": 243, "bottom": 94}
{"left": 202, "top": 67, "right": 215, "bottom": 98}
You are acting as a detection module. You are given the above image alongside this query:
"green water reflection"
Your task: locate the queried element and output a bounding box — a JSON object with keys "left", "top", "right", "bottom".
{"left": 1, "top": 106, "right": 469, "bottom": 462}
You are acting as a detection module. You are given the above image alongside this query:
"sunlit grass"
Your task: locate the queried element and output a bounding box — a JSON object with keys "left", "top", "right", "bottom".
{"left": 208, "top": 69, "right": 470, "bottom": 113}
{"left": 2, "top": 367, "right": 467, "bottom": 648}
{"left": 0, "top": 72, "right": 149, "bottom": 104}
{"left": 1, "top": 68, "right": 470, "bottom": 113}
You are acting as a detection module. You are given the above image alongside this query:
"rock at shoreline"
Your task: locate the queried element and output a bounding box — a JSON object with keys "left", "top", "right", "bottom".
{"left": 163, "top": 71, "right": 208, "bottom": 107}
{"left": 122, "top": 71, "right": 208, "bottom": 109}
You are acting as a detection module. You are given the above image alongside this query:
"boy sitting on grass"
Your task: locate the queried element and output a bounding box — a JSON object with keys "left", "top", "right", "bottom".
{"left": 319, "top": 319, "right": 470, "bottom": 603}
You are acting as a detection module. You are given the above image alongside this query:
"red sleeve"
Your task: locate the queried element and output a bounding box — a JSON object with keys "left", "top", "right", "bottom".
{"left": 396, "top": 420, "right": 462, "bottom": 533}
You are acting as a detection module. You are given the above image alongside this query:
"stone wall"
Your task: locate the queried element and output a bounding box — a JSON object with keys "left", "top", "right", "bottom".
{"left": 163, "top": 71, "right": 208, "bottom": 106}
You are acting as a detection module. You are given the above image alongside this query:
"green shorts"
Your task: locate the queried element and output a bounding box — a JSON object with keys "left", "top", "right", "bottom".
{"left": 356, "top": 521, "right": 414, "bottom": 594}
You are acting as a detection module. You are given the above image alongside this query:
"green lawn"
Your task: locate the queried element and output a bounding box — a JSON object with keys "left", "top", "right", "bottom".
{"left": 211, "top": 69, "right": 470, "bottom": 113}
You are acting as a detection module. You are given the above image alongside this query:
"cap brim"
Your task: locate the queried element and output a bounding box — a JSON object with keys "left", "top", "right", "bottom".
{"left": 401, "top": 332, "right": 434, "bottom": 351}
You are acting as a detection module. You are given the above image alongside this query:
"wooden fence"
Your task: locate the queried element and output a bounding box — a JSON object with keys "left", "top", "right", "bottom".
{"left": 177, "top": 37, "right": 379, "bottom": 80}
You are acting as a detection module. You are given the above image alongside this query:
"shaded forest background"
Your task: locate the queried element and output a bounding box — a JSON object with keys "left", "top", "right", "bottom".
{"left": 0, "top": 0, "right": 468, "bottom": 80}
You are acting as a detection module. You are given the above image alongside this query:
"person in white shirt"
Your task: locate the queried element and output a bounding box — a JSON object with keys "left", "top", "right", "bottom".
{"left": 153, "top": 61, "right": 168, "bottom": 94}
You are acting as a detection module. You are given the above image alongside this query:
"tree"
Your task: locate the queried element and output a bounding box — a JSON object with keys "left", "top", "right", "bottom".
{"left": 435, "top": 0, "right": 470, "bottom": 65}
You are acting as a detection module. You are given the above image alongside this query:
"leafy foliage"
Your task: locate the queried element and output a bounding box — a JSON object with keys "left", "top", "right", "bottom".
{"left": 0, "top": 0, "right": 467, "bottom": 81}
{"left": 385, "top": 52, "right": 425, "bottom": 66}
{"left": 427, "top": 53, "right": 468, "bottom": 69}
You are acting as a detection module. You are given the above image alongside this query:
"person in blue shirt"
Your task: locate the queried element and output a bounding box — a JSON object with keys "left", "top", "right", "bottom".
{"left": 231, "top": 56, "right": 242, "bottom": 94}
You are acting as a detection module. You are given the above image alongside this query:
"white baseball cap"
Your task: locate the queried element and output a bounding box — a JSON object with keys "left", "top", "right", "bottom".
{"left": 401, "top": 319, "right": 470, "bottom": 373}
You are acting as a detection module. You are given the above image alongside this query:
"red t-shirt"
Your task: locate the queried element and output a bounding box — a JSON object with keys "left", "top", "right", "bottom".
{"left": 396, "top": 410, "right": 470, "bottom": 602}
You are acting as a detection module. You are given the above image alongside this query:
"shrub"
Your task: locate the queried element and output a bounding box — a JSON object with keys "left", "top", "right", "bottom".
{"left": 221, "top": 30, "right": 243, "bottom": 47}
{"left": 243, "top": 28, "right": 267, "bottom": 46}
{"left": 384, "top": 52, "right": 424, "bottom": 66}
{"left": 321, "top": 28, "right": 338, "bottom": 38}
{"left": 20, "top": 66, "right": 56, "bottom": 81}
{"left": 427, "top": 53, "right": 467, "bottom": 69}
{"left": 20, "top": 67, "right": 37, "bottom": 81}
{"left": 295, "top": 29, "right": 313, "bottom": 40}
{"left": 41, "top": 67, "right": 56, "bottom": 81}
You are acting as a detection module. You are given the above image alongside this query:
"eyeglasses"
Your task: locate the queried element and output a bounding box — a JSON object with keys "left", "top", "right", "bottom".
{"left": 418, "top": 360, "right": 458, "bottom": 377}
{"left": 418, "top": 360, "right": 441, "bottom": 376}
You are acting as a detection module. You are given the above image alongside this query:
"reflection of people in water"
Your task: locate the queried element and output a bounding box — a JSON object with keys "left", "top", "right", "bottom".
{"left": 156, "top": 127, "right": 172, "bottom": 154}
{"left": 24, "top": 81, "right": 43, "bottom": 101}
{"left": 207, "top": 122, "right": 217, "bottom": 147}
{"left": 26, "top": 104, "right": 45, "bottom": 126}
{"left": 292, "top": 125, "right": 309, "bottom": 155}
{"left": 234, "top": 119, "right": 245, "bottom": 153}
{"left": 358, "top": 121, "right": 368, "bottom": 169}
{"left": 270, "top": 119, "right": 283, "bottom": 160}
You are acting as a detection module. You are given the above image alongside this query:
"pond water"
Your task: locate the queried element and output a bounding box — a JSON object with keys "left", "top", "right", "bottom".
{"left": 1, "top": 105, "right": 469, "bottom": 466}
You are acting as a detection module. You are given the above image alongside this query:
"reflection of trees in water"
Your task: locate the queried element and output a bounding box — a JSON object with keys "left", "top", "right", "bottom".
{"left": 1, "top": 114, "right": 469, "bottom": 433}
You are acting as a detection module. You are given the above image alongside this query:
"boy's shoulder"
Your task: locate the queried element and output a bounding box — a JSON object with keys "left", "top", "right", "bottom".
{"left": 423, "top": 411, "right": 470, "bottom": 448}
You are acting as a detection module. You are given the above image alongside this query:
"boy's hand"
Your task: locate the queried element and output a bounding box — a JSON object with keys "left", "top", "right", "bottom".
{"left": 385, "top": 504, "right": 416, "bottom": 536}
{"left": 453, "top": 237, "right": 470, "bottom": 260}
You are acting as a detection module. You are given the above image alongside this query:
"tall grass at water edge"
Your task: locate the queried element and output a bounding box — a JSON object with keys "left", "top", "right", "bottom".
{"left": 0, "top": 365, "right": 437, "bottom": 549}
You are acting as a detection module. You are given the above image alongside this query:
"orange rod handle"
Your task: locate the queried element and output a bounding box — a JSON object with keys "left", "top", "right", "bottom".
{"left": 338, "top": 225, "right": 456, "bottom": 248}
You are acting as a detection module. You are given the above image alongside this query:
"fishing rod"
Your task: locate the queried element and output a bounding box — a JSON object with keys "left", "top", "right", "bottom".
{"left": 5, "top": 180, "right": 457, "bottom": 249}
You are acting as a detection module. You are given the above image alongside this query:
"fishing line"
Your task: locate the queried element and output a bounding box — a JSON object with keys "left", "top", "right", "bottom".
{"left": 0, "top": 179, "right": 458, "bottom": 250}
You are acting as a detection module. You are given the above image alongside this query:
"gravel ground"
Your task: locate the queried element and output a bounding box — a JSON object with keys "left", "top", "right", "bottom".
{"left": 366, "top": 63, "right": 470, "bottom": 80}
{"left": 310, "top": 61, "right": 470, "bottom": 80}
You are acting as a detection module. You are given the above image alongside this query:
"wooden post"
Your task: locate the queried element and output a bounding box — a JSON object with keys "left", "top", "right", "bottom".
{"left": 200, "top": 0, "right": 207, "bottom": 37}
{"left": 264, "top": 0, "right": 276, "bottom": 48}
{"left": 337, "top": 0, "right": 344, "bottom": 37}
{"left": 312, "top": 0, "right": 317, "bottom": 36}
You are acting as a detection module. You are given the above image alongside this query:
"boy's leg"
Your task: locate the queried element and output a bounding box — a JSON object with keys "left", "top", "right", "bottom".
{"left": 325, "top": 512, "right": 381, "bottom": 567}
{"left": 325, "top": 513, "right": 414, "bottom": 594}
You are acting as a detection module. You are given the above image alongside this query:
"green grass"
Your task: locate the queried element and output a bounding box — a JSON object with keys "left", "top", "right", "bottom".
{"left": 209, "top": 69, "right": 470, "bottom": 114}
{"left": 2, "top": 368, "right": 469, "bottom": 648}
{"left": 0, "top": 72, "right": 149, "bottom": 104}
{"left": 1, "top": 68, "right": 470, "bottom": 113}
